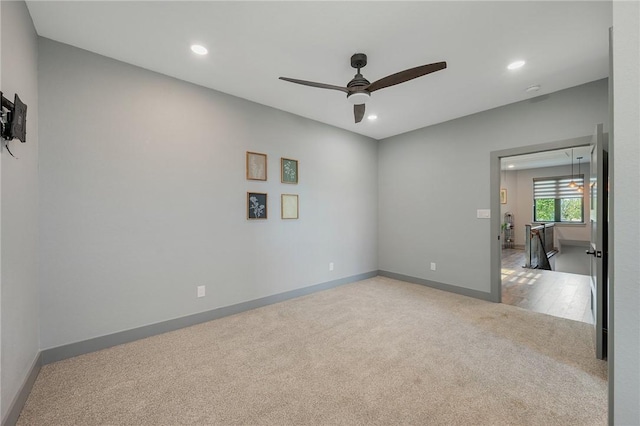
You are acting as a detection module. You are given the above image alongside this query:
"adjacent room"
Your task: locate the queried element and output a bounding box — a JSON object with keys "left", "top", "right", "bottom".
{"left": 500, "top": 147, "right": 594, "bottom": 323}
{"left": 1, "top": 1, "right": 639, "bottom": 425}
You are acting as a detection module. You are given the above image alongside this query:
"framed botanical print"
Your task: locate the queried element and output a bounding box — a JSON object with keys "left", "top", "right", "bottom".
{"left": 500, "top": 188, "right": 507, "bottom": 204}
{"left": 281, "top": 158, "right": 298, "bottom": 184}
{"left": 281, "top": 194, "right": 299, "bottom": 219}
{"left": 247, "top": 192, "right": 267, "bottom": 219}
{"left": 246, "top": 152, "right": 267, "bottom": 181}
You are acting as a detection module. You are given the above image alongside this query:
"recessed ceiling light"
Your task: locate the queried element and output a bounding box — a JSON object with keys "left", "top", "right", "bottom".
{"left": 526, "top": 85, "right": 541, "bottom": 93}
{"left": 507, "top": 164, "right": 515, "bottom": 169}
{"left": 367, "top": 114, "right": 378, "bottom": 121}
{"left": 190, "top": 44, "right": 208, "bottom": 55}
{"left": 507, "top": 60, "right": 525, "bottom": 70}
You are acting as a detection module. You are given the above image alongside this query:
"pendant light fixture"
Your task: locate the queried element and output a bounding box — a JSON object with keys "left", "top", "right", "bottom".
{"left": 576, "top": 156, "right": 584, "bottom": 193}
{"left": 568, "top": 148, "right": 577, "bottom": 188}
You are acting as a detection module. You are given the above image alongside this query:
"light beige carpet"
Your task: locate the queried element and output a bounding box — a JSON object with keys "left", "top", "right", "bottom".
{"left": 18, "top": 277, "right": 607, "bottom": 425}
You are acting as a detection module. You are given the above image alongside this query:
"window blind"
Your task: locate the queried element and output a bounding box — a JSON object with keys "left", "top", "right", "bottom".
{"left": 533, "top": 175, "right": 584, "bottom": 199}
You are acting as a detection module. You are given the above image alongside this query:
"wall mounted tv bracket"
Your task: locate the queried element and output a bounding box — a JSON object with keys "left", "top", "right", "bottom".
{"left": 1, "top": 91, "right": 27, "bottom": 158}
{"left": 1, "top": 91, "right": 27, "bottom": 142}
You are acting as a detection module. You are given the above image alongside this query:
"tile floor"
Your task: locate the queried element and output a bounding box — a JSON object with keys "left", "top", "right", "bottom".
{"left": 501, "top": 248, "right": 592, "bottom": 324}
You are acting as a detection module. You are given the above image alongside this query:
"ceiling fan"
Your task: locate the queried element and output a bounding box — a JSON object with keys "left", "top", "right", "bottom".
{"left": 279, "top": 53, "right": 446, "bottom": 123}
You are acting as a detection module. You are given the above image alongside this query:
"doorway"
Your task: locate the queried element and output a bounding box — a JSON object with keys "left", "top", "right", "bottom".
{"left": 491, "top": 130, "right": 609, "bottom": 360}
{"left": 489, "top": 135, "right": 593, "bottom": 303}
{"left": 498, "top": 148, "right": 592, "bottom": 323}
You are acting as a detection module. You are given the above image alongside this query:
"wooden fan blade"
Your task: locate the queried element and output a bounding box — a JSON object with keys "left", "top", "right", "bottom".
{"left": 354, "top": 104, "right": 365, "bottom": 123}
{"left": 279, "top": 77, "right": 349, "bottom": 93}
{"left": 367, "top": 61, "right": 447, "bottom": 93}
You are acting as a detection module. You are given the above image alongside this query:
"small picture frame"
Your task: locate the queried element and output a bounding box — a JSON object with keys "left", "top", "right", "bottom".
{"left": 246, "top": 152, "right": 267, "bottom": 181}
{"left": 281, "top": 158, "right": 298, "bottom": 184}
{"left": 500, "top": 188, "right": 507, "bottom": 204}
{"left": 247, "top": 192, "right": 267, "bottom": 219}
{"left": 281, "top": 194, "right": 299, "bottom": 219}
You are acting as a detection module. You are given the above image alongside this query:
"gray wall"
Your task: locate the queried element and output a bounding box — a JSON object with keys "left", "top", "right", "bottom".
{"left": 612, "top": 1, "right": 640, "bottom": 423}
{"left": 502, "top": 165, "right": 591, "bottom": 247}
{"left": 38, "top": 39, "right": 378, "bottom": 350}
{"left": 0, "top": 1, "right": 40, "bottom": 420}
{"left": 378, "top": 79, "right": 608, "bottom": 294}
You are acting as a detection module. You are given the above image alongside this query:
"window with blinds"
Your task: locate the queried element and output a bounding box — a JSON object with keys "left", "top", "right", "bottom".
{"left": 533, "top": 175, "right": 584, "bottom": 223}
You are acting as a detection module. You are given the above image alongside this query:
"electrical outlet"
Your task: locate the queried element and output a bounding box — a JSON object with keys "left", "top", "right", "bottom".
{"left": 329, "top": 262, "right": 334, "bottom": 271}
{"left": 430, "top": 262, "right": 437, "bottom": 271}
{"left": 197, "top": 285, "right": 206, "bottom": 298}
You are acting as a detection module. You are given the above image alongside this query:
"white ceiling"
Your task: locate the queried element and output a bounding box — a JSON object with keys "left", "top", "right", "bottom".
{"left": 25, "top": 1, "right": 612, "bottom": 140}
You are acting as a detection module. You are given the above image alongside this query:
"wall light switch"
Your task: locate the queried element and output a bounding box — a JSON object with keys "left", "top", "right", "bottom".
{"left": 430, "top": 262, "right": 436, "bottom": 271}
{"left": 329, "top": 262, "right": 334, "bottom": 271}
{"left": 477, "top": 209, "right": 491, "bottom": 219}
{"left": 197, "top": 285, "right": 206, "bottom": 298}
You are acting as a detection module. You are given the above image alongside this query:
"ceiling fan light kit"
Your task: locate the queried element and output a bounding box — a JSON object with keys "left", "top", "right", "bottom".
{"left": 347, "top": 92, "right": 370, "bottom": 105}
{"left": 279, "top": 53, "right": 446, "bottom": 124}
